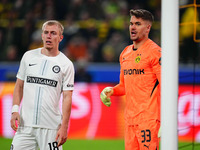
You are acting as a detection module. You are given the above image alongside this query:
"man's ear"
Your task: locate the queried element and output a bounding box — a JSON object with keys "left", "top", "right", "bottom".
{"left": 60, "top": 35, "right": 64, "bottom": 42}
{"left": 146, "top": 24, "right": 151, "bottom": 33}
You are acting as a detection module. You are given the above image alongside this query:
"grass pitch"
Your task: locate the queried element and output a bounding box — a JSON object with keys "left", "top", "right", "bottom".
{"left": 1, "top": 137, "right": 200, "bottom": 150}
{"left": 0, "top": 137, "right": 124, "bottom": 150}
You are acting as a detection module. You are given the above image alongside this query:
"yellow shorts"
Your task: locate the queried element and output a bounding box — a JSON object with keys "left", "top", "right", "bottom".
{"left": 124, "top": 120, "right": 160, "bottom": 150}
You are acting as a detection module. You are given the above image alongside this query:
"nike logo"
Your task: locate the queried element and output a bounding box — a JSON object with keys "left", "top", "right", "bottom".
{"left": 29, "top": 64, "right": 37, "bottom": 66}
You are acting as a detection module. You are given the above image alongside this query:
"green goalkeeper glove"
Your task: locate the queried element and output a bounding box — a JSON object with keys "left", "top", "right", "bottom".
{"left": 100, "top": 87, "right": 112, "bottom": 107}
{"left": 158, "top": 127, "right": 161, "bottom": 138}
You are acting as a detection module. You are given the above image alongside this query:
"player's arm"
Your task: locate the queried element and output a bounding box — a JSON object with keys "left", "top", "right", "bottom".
{"left": 112, "top": 68, "right": 126, "bottom": 96}
{"left": 151, "top": 48, "right": 161, "bottom": 137}
{"left": 10, "top": 78, "right": 24, "bottom": 131}
{"left": 56, "top": 90, "right": 73, "bottom": 147}
{"left": 151, "top": 48, "right": 161, "bottom": 83}
{"left": 100, "top": 55, "right": 125, "bottom": 107}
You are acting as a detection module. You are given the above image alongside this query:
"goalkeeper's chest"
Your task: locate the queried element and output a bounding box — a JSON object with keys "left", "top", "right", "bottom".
{"left": 121, "top": 53, "right": 152, "bottom": 76}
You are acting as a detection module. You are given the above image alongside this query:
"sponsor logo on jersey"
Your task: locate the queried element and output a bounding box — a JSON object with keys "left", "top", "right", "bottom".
{"left": 124, "top": 69, "right": 144, "bottom": 75}
{"left": 27, "top": 76, "right": 58, "bottom": 87}
{"left": 135, "top": 56, "right": 141, "bottom": 63}
{"left": 52, "top": 65, "right": 60, "bottom": 73}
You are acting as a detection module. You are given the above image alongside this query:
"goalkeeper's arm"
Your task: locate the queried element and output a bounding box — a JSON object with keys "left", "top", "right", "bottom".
{"left": 100, "top": 87, "right": 113, "bottom": 107}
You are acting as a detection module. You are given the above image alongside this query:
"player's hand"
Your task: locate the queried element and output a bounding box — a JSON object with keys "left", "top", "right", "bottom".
{"left": 10, "top": 112, "right": 20, "bottom": 131}
{"left": 55, "top": 126, "right": 68, "bottom": 147}
{"left": 100, "top": 87, "right": 113, "bottom": 107}
{"left": 158, "top": 127, "right": 161, "bottom": 138}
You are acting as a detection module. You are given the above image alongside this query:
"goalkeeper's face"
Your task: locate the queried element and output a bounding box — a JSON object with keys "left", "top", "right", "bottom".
{"left": 41, "top": 24, "right": 63, "bottom": 50}
{"left": 129, "top": 16, "right": 151, "bottom": 42}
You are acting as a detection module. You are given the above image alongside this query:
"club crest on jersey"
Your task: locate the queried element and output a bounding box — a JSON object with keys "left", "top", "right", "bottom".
{"left": 52, "top": 65, "right": 60, "bottom": 73}
{"left": 135, "top": 56, "right": 141, "bottom": 63}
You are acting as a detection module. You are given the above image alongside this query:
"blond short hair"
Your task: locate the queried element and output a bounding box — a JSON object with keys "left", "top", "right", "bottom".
{"left": 42, "top": 20, "right": 64, "bottom": 35}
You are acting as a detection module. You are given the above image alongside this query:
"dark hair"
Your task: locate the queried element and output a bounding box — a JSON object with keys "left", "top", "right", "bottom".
{"left": 130, "top": 9, "right": 154, "bottom": 23}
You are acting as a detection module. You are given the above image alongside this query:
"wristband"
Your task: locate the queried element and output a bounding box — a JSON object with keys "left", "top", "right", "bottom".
{"left": 11, "top": 105, "right": 19, "bottom": 113}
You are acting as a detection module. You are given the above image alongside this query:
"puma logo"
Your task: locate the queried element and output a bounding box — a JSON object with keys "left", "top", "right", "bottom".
{"left": 144, "top": 144, "right": 150, "bottom": 149}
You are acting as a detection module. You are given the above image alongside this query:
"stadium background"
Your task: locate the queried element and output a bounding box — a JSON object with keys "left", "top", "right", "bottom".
{"left": 0, "top": 0, "right": 200, "bottom": 149}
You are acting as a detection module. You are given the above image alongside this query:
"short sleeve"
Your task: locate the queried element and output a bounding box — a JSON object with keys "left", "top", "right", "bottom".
{"left": 16, "top": 53, "right": 27, "bottom": 81}
{"left": 62, "top": 62, "right": 75, "bottom": 91}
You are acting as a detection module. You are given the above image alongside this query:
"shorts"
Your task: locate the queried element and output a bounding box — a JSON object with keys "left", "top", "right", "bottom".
{"left": 10, "top": 126, "right": 62, "bottom": 150}
{"left": 125, "top": 120, "right": 160, "bottom": 150}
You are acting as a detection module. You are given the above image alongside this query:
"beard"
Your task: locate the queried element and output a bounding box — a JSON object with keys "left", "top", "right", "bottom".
{"left": 130, "top": 35, "right": 139, "bottom": 42}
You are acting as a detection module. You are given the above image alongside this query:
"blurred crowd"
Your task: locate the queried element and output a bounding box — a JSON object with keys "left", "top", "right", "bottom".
{"left": 0, "top": 0, "right": 161, "bottom": 63}
{"left": 179, "top": 0, "right": 200, "bottom": 64}
{"left": 0, "top": 0, "right": 199, "bottom": 64}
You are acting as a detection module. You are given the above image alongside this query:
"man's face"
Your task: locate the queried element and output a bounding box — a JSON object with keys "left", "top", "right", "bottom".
{"left": 129, "top": 16, "right": 151, "bottom": 42}
{"left": 41, "top": 24, "right": 63, "bottom": 50}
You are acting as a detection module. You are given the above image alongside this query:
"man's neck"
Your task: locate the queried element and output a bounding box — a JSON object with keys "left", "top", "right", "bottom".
{"left": 133, "top": 38, "right": 149, "bottom": 49}
{"left": 41, "top": 47, "right": 60, "bottom": 57}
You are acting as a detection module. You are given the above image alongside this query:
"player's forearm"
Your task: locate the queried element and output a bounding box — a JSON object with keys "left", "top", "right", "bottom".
{"left": 61, "top": 105, "right": 71, "bottom": 130}
{"left": 113, "top": 66, "right": 126, "bottom": 96}
{"left": 112, "top": 83, "right": 125, "bottom": 96}
{"left": 61, "top": 90, "right": 73, "bottom": 129}
{"left": 13, "top": 79, "right": 24, "bottom": 105}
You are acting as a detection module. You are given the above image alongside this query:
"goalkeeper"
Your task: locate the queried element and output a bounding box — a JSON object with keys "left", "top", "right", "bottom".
{"left": 100, "top": 9, "right": 161, "bottom": 150}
